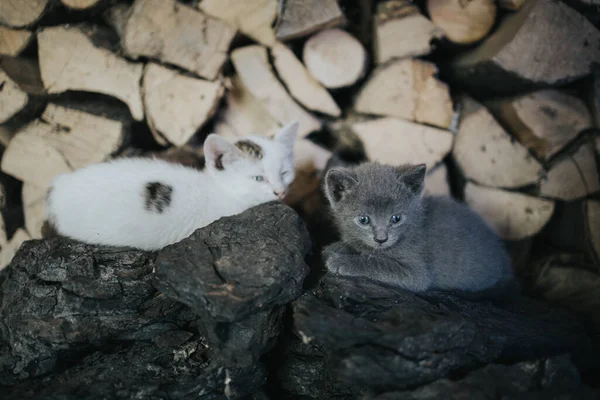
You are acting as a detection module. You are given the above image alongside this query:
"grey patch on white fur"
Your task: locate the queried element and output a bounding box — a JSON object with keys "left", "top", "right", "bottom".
{"left": 144, "top": 182, "right": 173, "bottom": 214}
{"left": 235, "top": 140, "right": 263, "bottom": 159}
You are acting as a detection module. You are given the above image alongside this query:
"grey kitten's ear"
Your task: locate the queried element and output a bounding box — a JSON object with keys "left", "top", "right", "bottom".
{"left": 203, "top": 134, "right": 242, "bottom": 170}
{"left": 325, "top": 168, "right": 357, "bottom": 204}
{"left": 275, "top": 121, "right": 299, "bottom": 148}
{"left": 400, "top": 164, "right": 427, "bottom": 196}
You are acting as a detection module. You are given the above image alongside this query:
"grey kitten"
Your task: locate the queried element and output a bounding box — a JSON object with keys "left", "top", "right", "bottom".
{"left": 322, "top": 162, "right": 513, "bottom": 292}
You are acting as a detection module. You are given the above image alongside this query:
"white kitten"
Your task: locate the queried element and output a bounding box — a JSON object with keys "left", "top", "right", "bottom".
{"left": 46, "top": 122, "right": 299, "bottom": 250}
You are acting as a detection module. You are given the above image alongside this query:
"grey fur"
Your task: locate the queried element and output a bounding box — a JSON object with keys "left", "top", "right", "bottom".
{"left": 235, "top": 140, "right": 264, "bottom": 159}
{"left": 144, "top": 182, "right": 173, "bottom": 214}
{"left": 323, "top": 162, "right": 513, "bottom": 292}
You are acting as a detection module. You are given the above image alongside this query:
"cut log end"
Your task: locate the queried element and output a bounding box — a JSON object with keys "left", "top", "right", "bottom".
{"left": 0, "top": 69, "right": 30, "bottom": 124}
{"left": 0, "top": 0, "right": 50, "bottom": 28}
{"left": 539, "top": 142, "right": 600, "bottom": 201}
{"left": 303, "top": 29, "right": 367, "bottom": 89}
{"left": 465, "top": 182, "right": 555, "bottom": 241}
{"left": 355, "top": 59, "right": 453, "bottom": 129}
{"left": 427, "top": 0, "right": 496, "bottom": 45}
{"left": 351, "top": 117, "right": 453, "bottom": 169}
{"left": 374, "top": 0, "right": 444, "bottom": 63}
{"left": 275, "top": 0, "right": 346, "bottom": 41}
{"left": 142, "top": 63, "right": 224, "bottom": 147}
{"left": 0, "top": 26, "right": 34, "bottom": 56}
{"left": 272, "top": 43, "right": 341, "bottom": 117}
{"left": 486, "top": 90, "right": 592, "bottom": 160}
{"left": 123, "top": 0, "right": 236, "bottom": 80}
{"left": 453, "top": 97, "right": 544, "bottom": 188}
{"left": 38, "top": 25, "right": 145, "bottom": 121}
{"left": 231, "top": 45, "right": 321, "bottom": 137}
{"left": 60, "top": 0, "right": 104, "bottom": 10}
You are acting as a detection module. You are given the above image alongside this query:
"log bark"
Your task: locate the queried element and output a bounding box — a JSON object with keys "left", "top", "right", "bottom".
{"left": 453, "top": 97, "right": 544, "bottom": 188}
{"left": 464, "top": 181, "right": 555, "bottom": 240}
{"left": 354, "top": 59, "right": 453, "bottom": 129}
{"left": 200, "top": 0, "right": 277, "bottom": 47}
{"left": 231, "top": 45, "right": 321, "bottom": 138}
{"left": 424, "top": 163, "right": 450, "bottom": 196}
{"left": 585, "top": 200, "right": 600, "bottom": 265}
{"left": 485, "top": 90, "right": 592, "bottom": 160}
{"left": 0, "top": 228, "right": 30, "bottom": 270}
{"left": 0, "top": 0, "right": 50, "bottom": 28}
{"left": 449, "top": 0, "right": 600, "bottom": 96}
{"left": 539, "top": 141, "right": 600, "bottom": 201}
{"left": 1, "top": 103, "right": 126, "bottom": 188}
{"left": 374, "top": 0, "right": 444, "bottom": 64}
{"left": 213, "top": 76, "right": 281, "bottom": 140}
{"left": 427, "top": 0, "right": 496, "bottom": 44}
{"left": 272, "top": 43, "right": 341, "bottom": 117}
{"left": 38, "top": 25, "right": 144, "bottom": 121}
{"left": 142, "top": 63, "right": 224, "bottom": 146}
{"left": 60, "top": 0, "right": 105, "bottom": 10}
{"left": 275, "top": 0, "right": 346, "bottom": 41}
{"left": 351, "top": 117, "right": 454, "bottom": 169}
{"left": 0, "top": 27, "right": 34, "bottom": 56}
{"left": 303, "top": 29, "right": 367, "bottom": 89}
{"left": 123, "top": 0, "right": 236, "bottom": 80}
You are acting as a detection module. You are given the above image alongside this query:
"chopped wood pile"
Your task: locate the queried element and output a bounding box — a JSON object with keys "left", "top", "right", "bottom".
{"left": 0, "top": 0, "right": 599, "bottom": 292}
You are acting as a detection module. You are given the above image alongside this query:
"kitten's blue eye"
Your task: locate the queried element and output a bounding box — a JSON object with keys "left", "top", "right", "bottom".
{"left": 252, "top": 176, "right": 265, "bottom": 182}
{"left": 390, "top": 214, "right": 404, "bottom": 224}
{"left": 358, "top": 216, "right": 370, "bottom": 225}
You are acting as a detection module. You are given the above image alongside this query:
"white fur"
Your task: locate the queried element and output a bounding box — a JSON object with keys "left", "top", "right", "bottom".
{"left": 46, "top": 122, "right": 298, "bottom": 250}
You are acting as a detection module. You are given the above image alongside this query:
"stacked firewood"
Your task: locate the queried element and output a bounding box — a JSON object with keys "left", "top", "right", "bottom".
{"left": 0, "top": 0, "right": 599, "bottom": 288}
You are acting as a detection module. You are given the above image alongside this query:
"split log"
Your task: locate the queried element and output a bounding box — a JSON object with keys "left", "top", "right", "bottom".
{"left": 38, "top": 25, "right": 144, "bottom": 121}
{"left": 585, "top": 200, "right": 600, "bottom": 264}
{"left": 453, "top": 97, "right": 544, "bottom": 188}
{"left": 539, "top": 142, "right": 600, "bottom": 201}
{"left": 199, "top": 0, "right": 277, "bottom": 47}
{"left": 449, "top": 0, "right": 600, "bottom": 96}
{"left": 60, "top": 0, "right": 105, "bottom": 10}
{"left": 0, "top": 27, "right": 34, "bottom": 56}
{"left": 0, "top": 59, "right": 45, "bottom": 126}
{"left": 0, "top": 69, "right": 30, "bottom": 125}
{"left": 123, "top": 0, "right": 236, "bottom": 80}
{"left": 275, "top": 0, "right": 346, "bottom": 41}
{"left": 485, "top": 90, "right": 592, "bottom": 160}
{"left": 351, "top": 117, "right": 453, "bottom": 169}
{"left": 354, "top": 59, "right": 453, "bottom": 129}
{"left": 374, "top": 0, "right": 444, "bottom": 64}
{"left": 424, "top": 163, "right": 451, "bottom": 196}
{"left": 213, "top": 76, "right": 281, "bottom": 139}
{"left": 22, "top": 183, "right": 47, "bottom": 240}
{"left": 0, "top": 0, "right": 50, "bottom": 28}
{"left": 142, "top": 63, "right": 224, "bottom": 146}
{"left": 1, "top": 103, "right": 126, "bottom": 188}
{"left": 464, "top": 182, "right": 555, "bottom": 240}
{"left": 0, "top": 228, "right": 31, "bottom": 270}
{"left": 427, "top": 0, "right": 496, "bottom": 45}
{"left": 303, "top": 29, "right": 367, "bottom": 89}
{"left": 231, "top": 45, "right": 321, "bottom": 137}
{"left": 272, "top": 43, "right": 341, "bottom": 117}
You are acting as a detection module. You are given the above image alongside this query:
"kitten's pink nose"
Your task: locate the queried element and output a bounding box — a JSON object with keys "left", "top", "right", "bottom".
{"left": 274, "top": 190, "right": 286, "bottom": 199}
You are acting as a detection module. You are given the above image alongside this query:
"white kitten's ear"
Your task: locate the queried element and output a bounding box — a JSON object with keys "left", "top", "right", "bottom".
{"left": 274, "top": 121, "right": 298, "bottom": 149}
{"left": 325, "top": 168, "right": 357, "bottom": 205}
{"left": 400, "top": 164, "right": 426, "bottom": 197}
{"left": 203, "top": 134, "right": 242, "bottom": 171}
